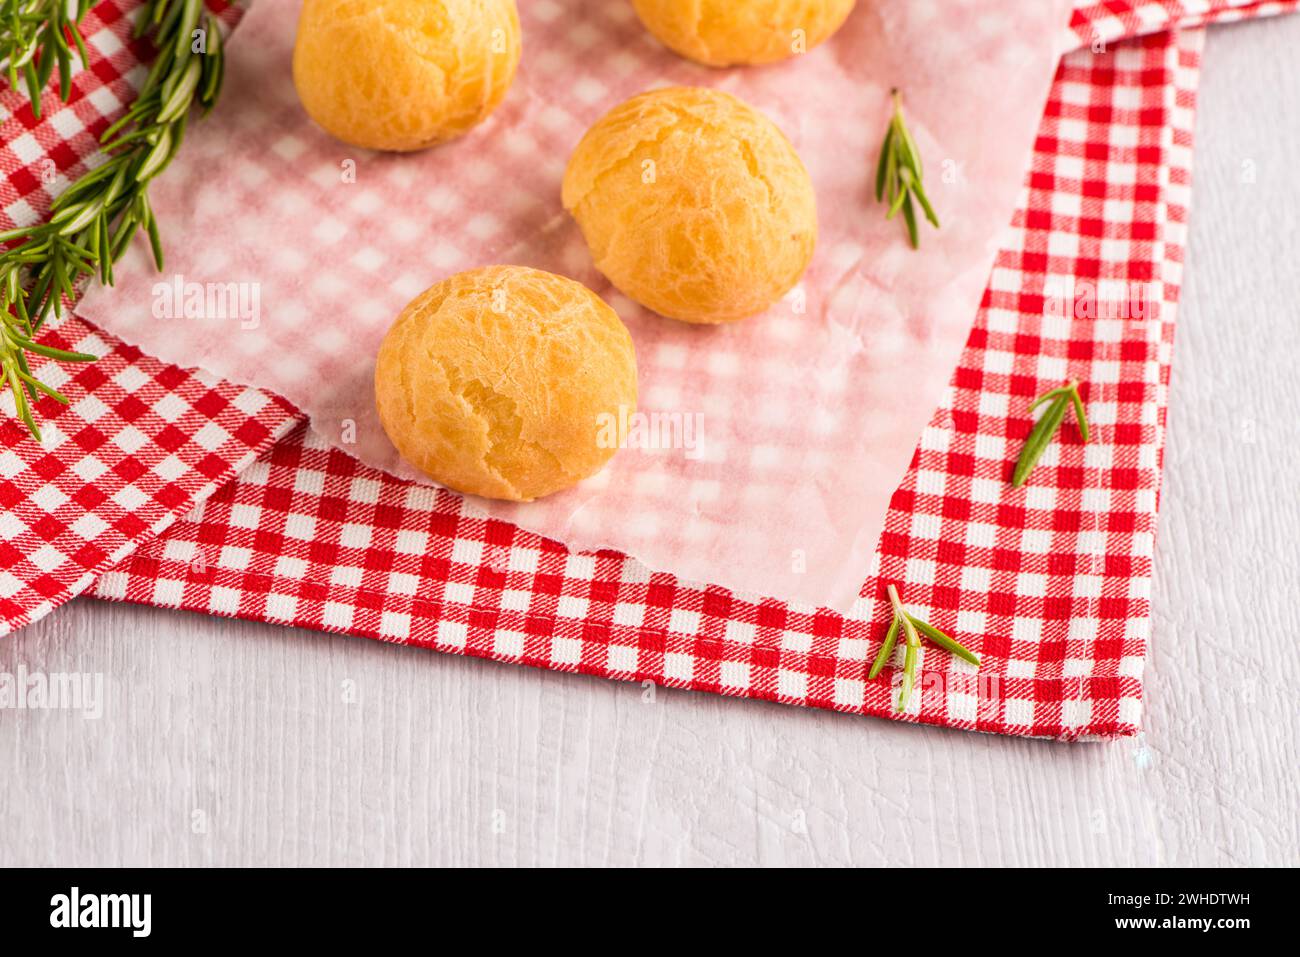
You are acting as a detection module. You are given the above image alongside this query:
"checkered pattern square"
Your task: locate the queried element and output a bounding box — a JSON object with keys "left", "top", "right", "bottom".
{"left": 5, "top": 1, "right": 1297, "bottom": 738}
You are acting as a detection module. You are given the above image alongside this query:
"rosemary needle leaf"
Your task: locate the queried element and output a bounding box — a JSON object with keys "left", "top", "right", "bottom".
{"left": 56, "top": 41, "right": 71, "bottom": 101}
{"left": 37, "top": 39, "right": 56, "bottom": 86}
{"left": 69, "top": 22, "right": 90, "bottom": 70}
{"left": 902, "top": 192, "right": 919, "bottom": 249}
{"left": 156, "top": 56, "right": 200, "bottom": 123}
{"left": 13, "top": 352, "right": 41, "bottom": 402}
{"left": 906, "top": 615, "right": 980, "bottom": 667}
{"left": 887, "top": 172, "right": 909, "bottom": 219}
{"left": 16, "top": 369, "right": 71, "bottom": 403}
{"left": 175, "top": 0, "right": 202, "bottom": 58}
{"left": 24, "top": 59, "right": 42, "bottom": 117}
{"left": 200, "top": 16, "right": 224, "bottom": 106}
{"left": 1012, "top": 391, "right": 1072, "bottom": 487}
{"left": 901, "top": 128, "right": 923, "bottom": 179}
{"left": 6, "top": 364, "right": 41, "bottom": 440}
{"left": 1069, "top": 386, "right": 1091, "bottom": 443}
{"left": 912, "top": 180, "right": 940, "bottom": 229}
{"left": 885, "top": 152, "right": 898, "bottom": 211}
{"left": 898, "top": 639, "right": 917, "bottom": 713}
{"left": 18, "top": 339, "right": 96, "bottom": 362}
{"left": 868, "top": 613, "right": 901, "bottom": 681}
{"left": 64, "top": 155, "right": 123, "bottom": 194}
{"left": 136, "top": 124, "right": 174, "bottom": 181}
{"left": 99, "top": 215, "right": 113, "bottom": 284}
{"left": 145, "top": 213, "right": 164, "bottom": 271}
{"left": 875, "top": 125, "right": 894, "bottom": 202}
{"left": 58, "top": 201, "right": 104, "bottom": 236}
{"left": 100, "top": 106, "right": 142, "bottom": 144}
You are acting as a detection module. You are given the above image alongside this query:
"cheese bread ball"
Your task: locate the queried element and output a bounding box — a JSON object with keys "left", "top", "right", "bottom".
{"left": 375, "top": 266, "right": 638, "bottom": 502}
{"left": 562, "top": 87, "right": 817, "bottom": 324}
{"left": 633, "top": 0, "right": 857, "bottom": 67}
{"left": 293, "top": 0, "right": 522, "bottom": 152}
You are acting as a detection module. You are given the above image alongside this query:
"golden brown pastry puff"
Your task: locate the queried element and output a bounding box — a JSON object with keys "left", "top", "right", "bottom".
{"left": 562, "top": 86, "right": 817, "bottom": 324}
{"left": 375, "top": 266, "right": 638, "bottom": 502}
{"left": 293, "top": 0, "right": 522, "bottom": 151}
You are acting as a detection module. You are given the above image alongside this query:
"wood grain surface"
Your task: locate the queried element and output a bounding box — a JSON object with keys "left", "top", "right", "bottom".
{"left": 1, "top": 18, "right": 1297, "bottom": 867}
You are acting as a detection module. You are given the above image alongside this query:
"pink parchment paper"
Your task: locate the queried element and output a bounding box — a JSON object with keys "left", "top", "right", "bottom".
{"left": 76, "top": 0, "right": 1073, "bottom": 612}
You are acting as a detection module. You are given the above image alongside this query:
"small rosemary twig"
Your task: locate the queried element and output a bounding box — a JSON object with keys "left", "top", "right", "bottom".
{"left": 874, "top": 89, "right": 939, "bottom": 249}
{"left": 871, "top": 583, "right": 981, "bottom": 713}
{"left": 888, "top": 585, "right": 921, "bottom": 713}
{"left": 1011, "top": 380, "right": 1091, "bottom": 488}
{"left": 0, "top": 0, "right": 94, "bottom": 117}
{"left": 1, "top": 0, "right": 227, "bottom": 441}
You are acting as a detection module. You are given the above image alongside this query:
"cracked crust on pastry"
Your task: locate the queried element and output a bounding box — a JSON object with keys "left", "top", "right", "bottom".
{"left": 375, "top": 265, "right": 638, "bottom": 501}
{"left": 562, "top": 86, "right": 817, "bottom": 324}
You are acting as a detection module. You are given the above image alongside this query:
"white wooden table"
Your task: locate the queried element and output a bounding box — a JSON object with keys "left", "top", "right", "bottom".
{"left": 2, "top": 18, "right": 1297, "bottom": 867}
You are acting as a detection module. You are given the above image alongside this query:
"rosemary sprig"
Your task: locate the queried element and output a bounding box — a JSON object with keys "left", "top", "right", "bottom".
{"left": 871, "top": 583, "right": 980, "bottom": 713}
{"left": 0, "top": 0, "right": 94, "bottom": 117}
{"left": 1, "top": 0, "right": 226, "bottom": 441}
{"left": 1011, "top": 380, "right": 1090, "bottom": 488}
{"left": 875, "top": 89, "right": 939, "bottom": 249}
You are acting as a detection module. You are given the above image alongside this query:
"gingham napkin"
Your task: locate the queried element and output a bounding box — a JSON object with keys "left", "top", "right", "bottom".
{"left": 3, "top": 0, "right": 1295, "bottom": 739}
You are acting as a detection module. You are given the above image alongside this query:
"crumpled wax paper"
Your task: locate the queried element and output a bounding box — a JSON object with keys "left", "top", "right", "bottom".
{"left": 76, "top": 0, "right": 1074, "bottom": 611}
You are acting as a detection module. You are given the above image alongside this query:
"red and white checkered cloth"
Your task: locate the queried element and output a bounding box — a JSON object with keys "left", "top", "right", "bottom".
{"left": 4, "top": 0, "right": 1295, "bottom": 739}
{"left": 0, "top": 1, "right": 296, "bottom": 632}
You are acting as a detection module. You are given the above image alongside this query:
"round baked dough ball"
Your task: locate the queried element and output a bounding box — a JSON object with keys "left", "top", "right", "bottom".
{"left": 375, "top": 266, "right": 638, "bottom": 502}
{"left": 293, "top": 0, "right": 522, "bottom": 152}
{"left": 633, "top": 0, "right": 857, "bottom": 67}
{"left": 562, "top": 86, "right": 817, "bottom": 324}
